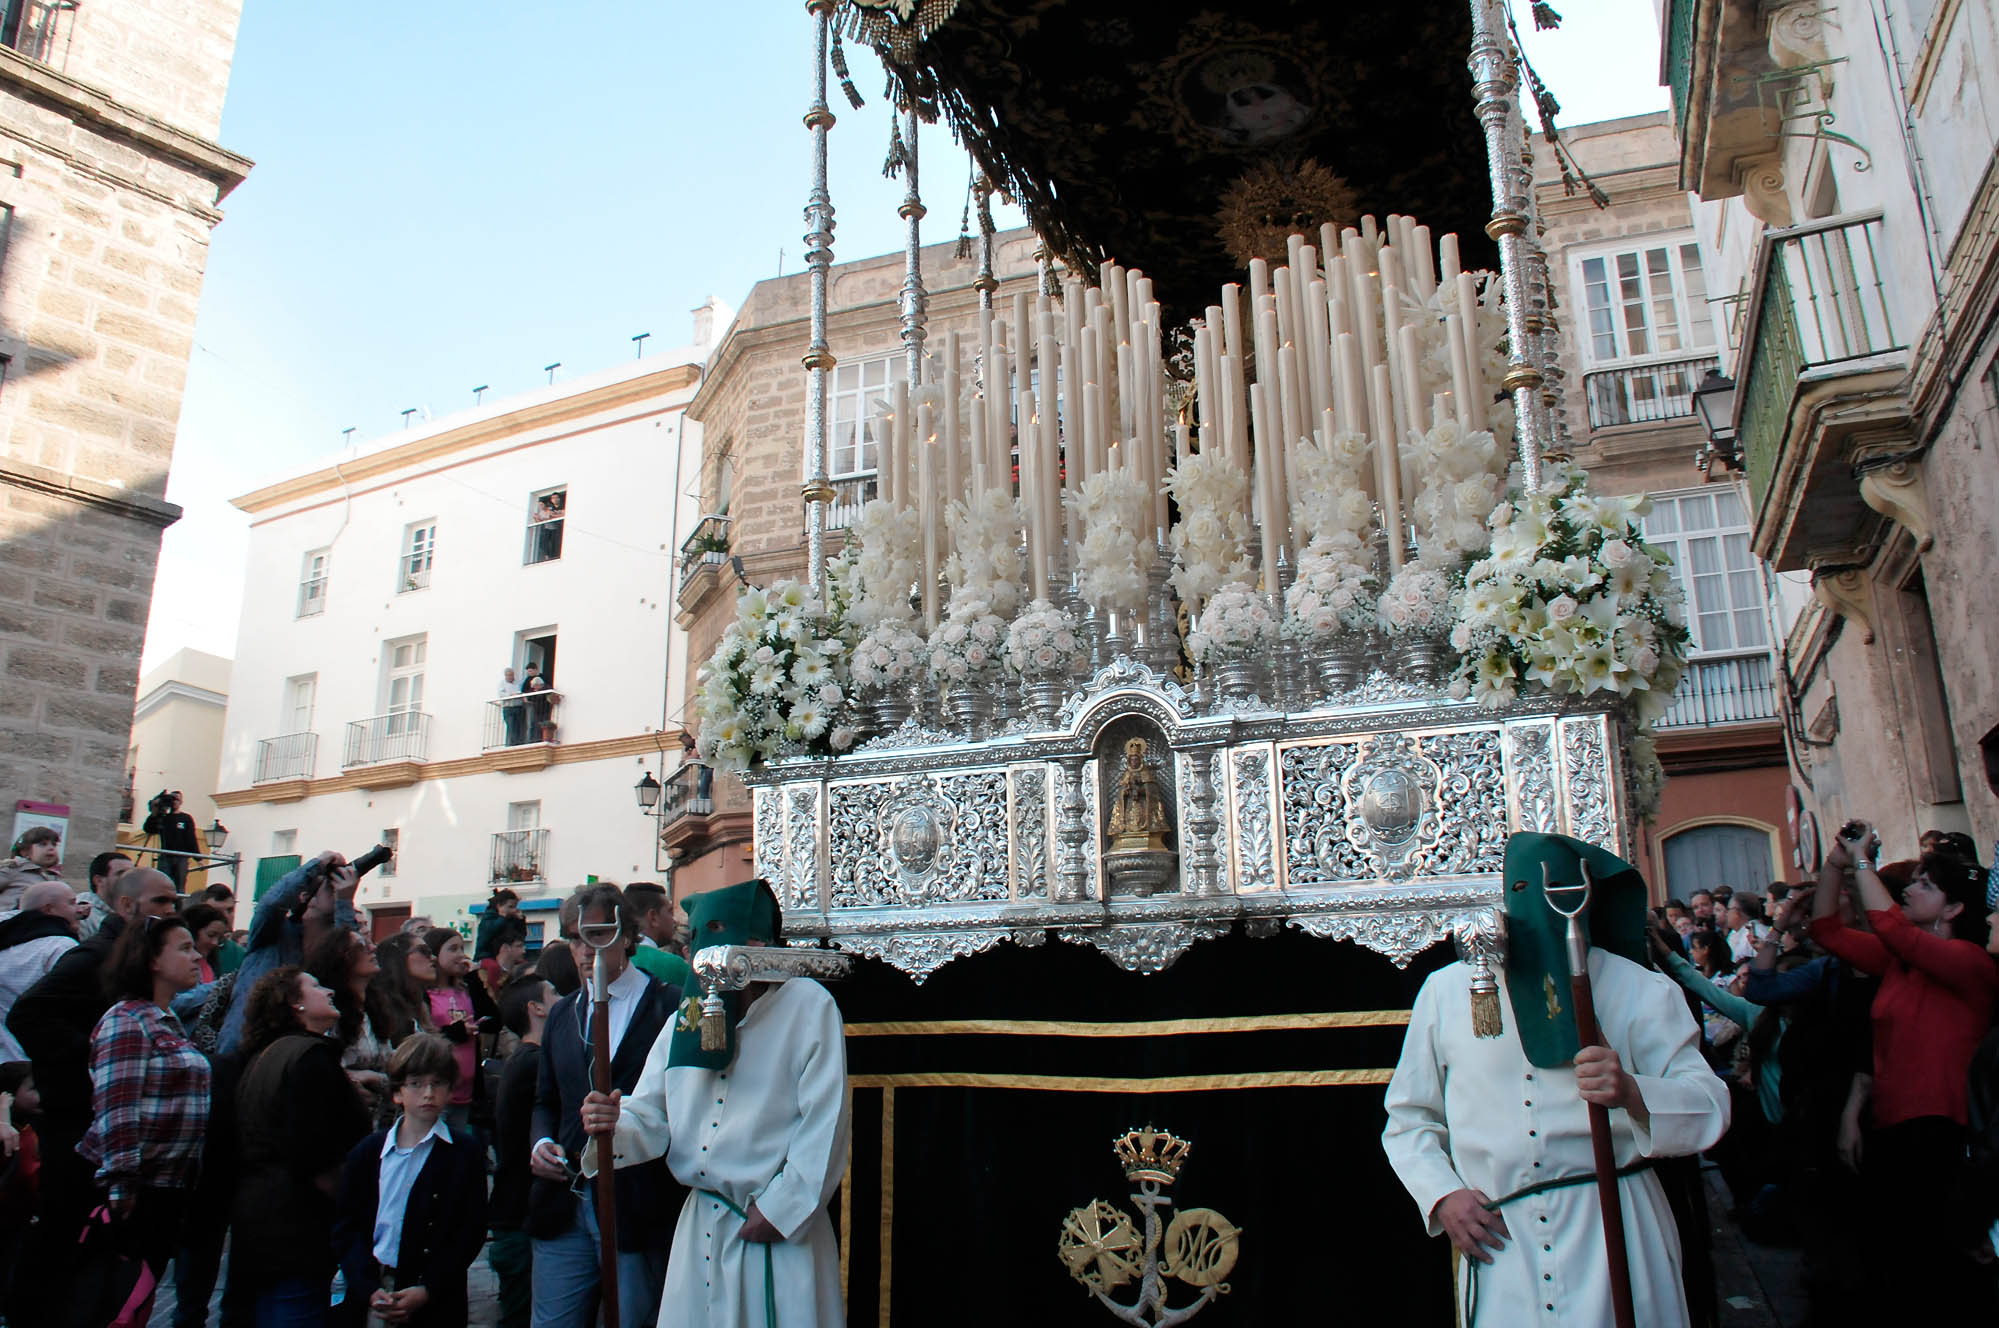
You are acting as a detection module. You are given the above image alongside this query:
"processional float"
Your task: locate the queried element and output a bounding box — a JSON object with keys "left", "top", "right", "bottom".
{"left": 695, "top": 2, "right": 1676, "bottom": 1322}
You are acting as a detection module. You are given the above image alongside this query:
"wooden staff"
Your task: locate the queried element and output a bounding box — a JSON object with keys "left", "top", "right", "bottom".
{"left": 581, "top": 920, "right": 624, "bottom": 1328}
{"left": 1544, "top": 863, "right": 1636, "bottom": 1328}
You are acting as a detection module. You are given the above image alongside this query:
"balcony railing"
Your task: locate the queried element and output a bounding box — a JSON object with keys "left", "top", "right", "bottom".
{"left": 343, "top": 712, "right": 431, "bottom": 767}
{"left": 1653, "top": 652, "right": 1780, "bottom": 730}
{"left": 483, "top": 690, "right": 563, "bottom": 750}
{"left": 1583, "top": 356, "right": 1719, "bottom": 431}
{"left": 254, "top": 732, "right": 319, "bottom": 784}
{"left": 820, "top": 474, "right": 876, "bottom": 534}
{"left": 523, "top": 516, "right": 564, "bottom": 565}
{"left": 491, "top": 828, "right": 547, "bottom": 884}
{"left": 1738, "top": 213, "right": 1902, "bottom": 507}
{"left": 678, "top": 514, "right": 731, "bottom": 593}
{"left": 2, "top": 1, "right": 75, "bottom": 64}
{"left": 660, "top": 762, "right": 714, "bottom": 829}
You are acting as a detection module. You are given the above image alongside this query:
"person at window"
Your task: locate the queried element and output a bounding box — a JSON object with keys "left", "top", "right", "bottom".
{"left": 0, "top": 827, "right": 64, "bottom": 913}
{"left": 231, "top": 966, "right": 372, "bottom": 1325}
{"left": 525, "top": 674, "right": 555, "bottom": 741}
{"left": 1810, "top": 822, "right": 1998, "bottom": 1314}
{"left": 499, "top": 666, "right": 525, "bottom": 746}
{"left": 534, "top": 492, "right": 565, "bottom": 562}
{"left": 80, "top": 915, "right": 210, "bottom": 1289}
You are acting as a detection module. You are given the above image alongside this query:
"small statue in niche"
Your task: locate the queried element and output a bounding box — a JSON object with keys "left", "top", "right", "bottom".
{"left": 1106, "top": 737, "right": 1174, "bottom": 853}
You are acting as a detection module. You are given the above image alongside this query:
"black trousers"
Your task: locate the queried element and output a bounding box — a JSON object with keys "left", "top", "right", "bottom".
{"left": 1864, "top": 1116, "right": 1990, "bottom": 1315}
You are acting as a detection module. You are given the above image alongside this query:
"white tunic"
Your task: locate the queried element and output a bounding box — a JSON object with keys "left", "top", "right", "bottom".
{"left": 595, "top": 977, "right": 851, "bottom": 1328}
{"left": 1382, "top": 951, "right": 1729, "bottom": 1327}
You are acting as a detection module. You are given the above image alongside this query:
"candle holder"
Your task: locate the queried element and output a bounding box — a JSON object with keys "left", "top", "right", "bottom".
{"left": 945, "top": 687, "right": 996, "bottom": 737}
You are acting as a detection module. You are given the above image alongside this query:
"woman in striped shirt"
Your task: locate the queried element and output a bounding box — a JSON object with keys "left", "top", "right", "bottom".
{"left": 80, "top": 914, "right": 211, "bottom": 1278}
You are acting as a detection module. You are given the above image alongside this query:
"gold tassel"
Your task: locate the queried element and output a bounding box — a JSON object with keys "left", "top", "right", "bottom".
{"left": 1469, "top": 962, "right": 1504, "bottom": 1038}
{"left": 699, "top": 989, "right": 727, "bottom": 1052}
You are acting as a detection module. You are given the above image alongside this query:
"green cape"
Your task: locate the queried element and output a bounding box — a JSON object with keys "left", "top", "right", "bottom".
{"left": 1502, "top": 832, "right": 1652, "bottom": 1069}
{"left": 667, "top": 877, "right": 782, "bottom": 1071}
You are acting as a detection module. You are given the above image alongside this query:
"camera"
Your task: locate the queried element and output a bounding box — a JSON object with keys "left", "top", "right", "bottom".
{"left": 289, "top": 843, "right": 396, "bottom": 917}
{"left": 1839, "top": 819, "right": 1868, "bottom": 842}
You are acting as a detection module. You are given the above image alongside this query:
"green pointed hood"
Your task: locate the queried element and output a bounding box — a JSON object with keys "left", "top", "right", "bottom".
{"left": 667, "top": 878, "right": 783, "bottom": 1071}
{"left": 1502, "top": 832, "right": 1652, "bottom": 1069}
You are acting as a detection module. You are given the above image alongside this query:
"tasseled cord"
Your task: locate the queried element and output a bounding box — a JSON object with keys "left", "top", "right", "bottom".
{"left": 1469, "top": 957, "right": 1504, "bottom": 1038}
{"left": 699, "top": 986, "right": 728, "bottom": 1052}
{"left": 1532, "top": 2, "right": 1562, "bottom": 30}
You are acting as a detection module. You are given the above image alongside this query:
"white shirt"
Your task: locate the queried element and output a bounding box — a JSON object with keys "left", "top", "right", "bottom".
{"left": 373, "top": 1114, "right": 452, "bottom": 1267}
{"left": 591, "top": 978, "right": 851, "bottom": 1328}
{"left": 0, "top": 928, "right": 77, "bottom": 1061}
{"left": 532, "top": 961, "right": 649, "bottom": 1161}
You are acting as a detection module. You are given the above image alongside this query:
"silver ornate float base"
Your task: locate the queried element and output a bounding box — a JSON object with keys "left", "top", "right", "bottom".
{"left": 1103, "top": 847, "right": 1179, "bottom": 898}
{"left": 749, "top": 658, "right": 1633, "bottom": 984}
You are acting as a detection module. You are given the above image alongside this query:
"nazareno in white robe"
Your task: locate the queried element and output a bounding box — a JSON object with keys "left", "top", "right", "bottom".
{"left": 1382, "top": 950, "right": 1730, "bottom": 1327}
{"left": 590, "top": 977, "right": 852, "bottom": 1328}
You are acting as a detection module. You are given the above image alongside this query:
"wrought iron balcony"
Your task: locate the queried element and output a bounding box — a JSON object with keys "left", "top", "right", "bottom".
{"left": 678, "top": 514, "right": 732, "bottom": 594}
{"left": 343, "top": 712, "right": 431, "bottom": 768}
{"left": 483, "top": 690, "right": 563, "bottom": 751}
{"left": 818, "top": 474, "right": 876, "bottom": 534}
{"left": 1583, "top": 356, "right": 1720, "bottom": 431}
{"left": 660, "top": 762, "right": 715, "bottom": 828}
{"left": 254, "top": 732, "right": 319, "bottom": 784}
{"left": 491, "top": 828, "right": 547, "bottom": 884}
{"left": 1653, "top": 652, "right": 1780, "bottom": 730}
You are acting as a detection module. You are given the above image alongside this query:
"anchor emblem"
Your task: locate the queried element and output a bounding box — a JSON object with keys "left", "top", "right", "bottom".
{"left": 1056, "top": 1127, "right": 1241, "bottom": 1325}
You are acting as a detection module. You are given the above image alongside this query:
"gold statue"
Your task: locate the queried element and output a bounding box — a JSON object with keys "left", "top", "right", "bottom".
{"left": 1106, "top": 737, "right": 1173, "bottom": 853}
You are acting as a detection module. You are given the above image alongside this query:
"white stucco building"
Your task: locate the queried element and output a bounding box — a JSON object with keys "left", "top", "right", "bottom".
{"left": 212, "top": 315, "right": 720, "bottom": 939}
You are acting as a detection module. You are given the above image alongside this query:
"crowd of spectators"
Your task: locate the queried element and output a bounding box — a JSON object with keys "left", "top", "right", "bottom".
{"left": 0, "top": 844, "right": 692, "bottom": 1328}
{"left": 1647, "top": 823, "right": 1999, "bottom": 1319}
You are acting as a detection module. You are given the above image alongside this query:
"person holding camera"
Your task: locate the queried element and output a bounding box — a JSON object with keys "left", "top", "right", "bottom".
{"left": 141, "top": 791, "right": 200, "bottom": 893}
{"left": 1810, "top": 819, "right": 1998, "bottom": 1312}
{"left": 215, "top": 850, "right": 369, "bottom": 1057}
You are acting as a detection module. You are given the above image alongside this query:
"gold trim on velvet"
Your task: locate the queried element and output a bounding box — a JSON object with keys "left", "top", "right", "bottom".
{"left": 841, "top": 1010, "right": 1411, "bottom": 1039}
{"left": 848, "top": 1069, "right": 1394, "bottom": 1092}
{"left": 839, "top": 1085, "right": 853, "bottom": 1305}
{"left": 878, "top": 1085, "right": 895, "bottom": 1328}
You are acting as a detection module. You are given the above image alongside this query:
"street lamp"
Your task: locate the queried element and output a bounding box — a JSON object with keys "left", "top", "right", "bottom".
{"left": 635, "top": 772, "right": 662, "bottom": 812}
{"left": 1691, "top": 368, "right": 1742, "bottom": 474}
{"left": 205, "top": 819, "right": 228, "bottom": 851}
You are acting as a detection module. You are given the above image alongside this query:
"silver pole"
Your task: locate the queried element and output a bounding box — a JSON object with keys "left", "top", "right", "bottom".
{"left": 801, "top": 0, "right": 839, "bottom": 597}
{"left": 899, "top": 103, "right": 928, "bottom": 388}
{"left": 973, "top": 173, "right": 997, "bottom": 315}
{"left": 1467, "top": 0, "right": 1548, "bottom": 488}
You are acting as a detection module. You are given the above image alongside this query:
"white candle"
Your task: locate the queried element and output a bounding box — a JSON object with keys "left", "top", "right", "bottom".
{"left": 887, "top": 378, "right": 909, "bottom": 511}
{"left": 1372, "top": 363, "right": 1404, "bottom": 574}
{"left": 1445, "top": 311, "right": 1474, "bottom": 431}
{"left": 969, "top": 390, "right": 987, "bottom": 500}
{"left": 1249, "top": 382, "right": 1281, "bottom": 593}
{"left": 1038, "top": 333, "right": 1061, "bottom": 578}
{"left": 1440, "top": 232, "right": 1462, "bottom": 286}
{"left": 1336, "top": 333, "right": 1368, "bottom": 443}
{"left": 918, "top": 401, "right": 938, "bottom": 629}
{"left": 1411, "top": 224, "right": 1436, "bottom": 298}
{"left": 1192, "top": 324, "right": 1216, "bottom": 455}
{"left": 943, "top": 331, "right": 962, "bottom": 507}
{"left": 1456, "top": 272, "right": 1487, "bottom": 431}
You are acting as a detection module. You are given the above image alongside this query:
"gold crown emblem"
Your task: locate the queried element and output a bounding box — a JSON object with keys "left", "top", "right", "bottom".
{"left": 1113, "top": 1126, "right": 1192, "bottom": 1185}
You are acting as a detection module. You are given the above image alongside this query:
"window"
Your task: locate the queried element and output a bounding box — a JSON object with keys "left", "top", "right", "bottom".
{"left": 297, "top": 548, "right": 329, "bottom": 617}
{"left": 384, "top": 636, "right": 427, "bottom": 733}
{"left": 284, "top": 674, "right": 317, "bottom": 733}
{"left": 828, "top": 354, "right": 907, "bottom": 478}
{"left": 271, "top": 829, "right": 297, "bottom": 857}
{"left": 525, "top": 486, "right": 566, "bottom": 565}
{"left": 400, "top": 521, "right": 436, "bottom": 592}
{"left": 1642, "top": 489, "right": 1768, "bottom": 655}
{"left": 1575, "top": 240, "right": 1717, "bottom": 365}
{"left": 508, "top": 801, "right": 541, "bottom": 832}
{"left": 1663, "top": 824, "right": 1774, "bottom": 899}
{"left": 1, "top": 3, "right": 74, "bottom": 63}
{"left": 379, "top": 828, "right": 398, "bottom": 878}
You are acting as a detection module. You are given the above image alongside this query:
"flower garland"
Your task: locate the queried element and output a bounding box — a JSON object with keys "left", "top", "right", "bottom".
{"left": 929, "top": 601, "right": 1008, "bottom": 690}
{"left": 693, "top": 581, "right": 854, "bottom": 773}
{"left": 850, "top": 618, "right": 928, "bottom": 693}
{"left": 1163, "top": 449, "right": 1254, "bottom": 608}
{"left": 1068, "top": 468, "right": 1155, "bottom": 613}
{"left": 1186, "top": 583, "right": 1278, "bottom": 665}
{"left": 846, "top": 499, "right": 922, "bottom": 629}
{"left": 1450, "top": 463, "right": 1691, "bottom": 714}
{"left": 1005, "top": 598, "right": 1087, "bottom": 678}
{"left": 943, "top": 488, "right": 1024, "bottom": 619}
{"left": 1406, "top": 417, "right": 1506, "bottom": 564}
{"left": 1377, "top": 560, "right": 1459, "bottom": 637}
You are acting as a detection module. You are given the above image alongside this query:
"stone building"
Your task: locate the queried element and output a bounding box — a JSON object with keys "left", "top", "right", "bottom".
{"left": 0, "top": 2, "right": 250, "bottom": 883}
{"left": 667, "top": 229, "right": 1042, "bottom": 895}
{"left": 1664, "top": 0, "right": 1999, "bottom": 861}
{"left": 1535, "top": 111, "right": 1799, "bottom": 899}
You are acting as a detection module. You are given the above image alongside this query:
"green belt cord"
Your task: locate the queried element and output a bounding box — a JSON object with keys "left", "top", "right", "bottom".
{"left": 1459, "top": 1160, "right": 1656, "bottom": 1324}
{"left": 699, "top": 1189, "right": 777, "bottom": 1328}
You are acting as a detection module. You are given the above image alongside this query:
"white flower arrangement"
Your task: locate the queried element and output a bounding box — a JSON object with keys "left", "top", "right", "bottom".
{"left": 1394, "top": 271, "right": 1516, "bottom": 454}
{"left": 1186, "top": 583, "right": 1279, "bottom": 665}
{"left": 1376, "top": 560, "right": 1459, "bottom": 637}
{"left": 1288, "top": 430, "right": 1377, "bottom": 548}
{"left": 1004, "top": 598, "right": 1087, "bottom": 678}
{"left": 850, "top": 618, "right": 928, "bottom": 693}
{"left": 693, "top": 580, "right": 855, "bottom": 773}
{"left": 846, "top": 499, "right": 923, "bottom": 629}
{"left": 942, "top": 488, "right": 1024, "bottom": 619}
{"left": 1406, "top": 417, "right": 1506, "bottom": 564}
{"left": 1068, "top": 467, "right": 1155, "bottom": 613}
{"left": 928, "top": 602, "right": 1008, "bottom": 690}
{"left": 1450, "top": 463, "right": 1692, "bottom": 715}
{"left": 1163, "top": 449, "right": 1255, "bottom": 607}
{"left": 1284, "top": 538, "right": 1378, "bottom": 645}
{"left": 1629, "top": 731, "right": 1667, "bottom": 818}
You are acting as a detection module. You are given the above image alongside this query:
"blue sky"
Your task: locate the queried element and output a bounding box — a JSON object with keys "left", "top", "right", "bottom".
{"left": 144, "top": 0, "right": 1666, "bottom": 670}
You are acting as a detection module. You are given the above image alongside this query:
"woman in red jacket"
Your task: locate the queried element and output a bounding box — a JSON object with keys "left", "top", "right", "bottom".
{"left": 1811, "top": 820, "right": 1996, "bottom": 1312}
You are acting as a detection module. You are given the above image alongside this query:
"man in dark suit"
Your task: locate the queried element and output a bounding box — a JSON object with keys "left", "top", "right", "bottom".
{"left": 527, "top": 884, "right": 682, "bottom": 1328}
